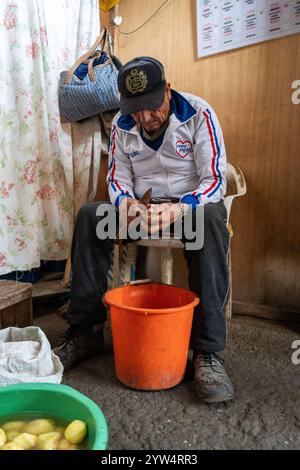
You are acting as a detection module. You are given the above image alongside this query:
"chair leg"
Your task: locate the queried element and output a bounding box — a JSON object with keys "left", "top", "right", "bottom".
{"left": 112, "top": 243, "right": 122, "bottom": 288}
{"left": 122, "top": 243, "right": 138, "bottom": 283}
{"left": 225, "top": 246, "right": 232, "bottom": 319}
{"left": 108, "top": 243, "right": 122, "bottom": 330}
{"left": 62, "top": 257, "right": 72, "bottom": 288}
{"left": 112, "top": 242, "right": 139, "bottom": 287}
{"left": 161, "top": 247, "right": 173, "bottom": 285}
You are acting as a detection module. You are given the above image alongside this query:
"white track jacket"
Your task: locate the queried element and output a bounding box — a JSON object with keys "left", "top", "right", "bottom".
{"left": 107, "top": 90, "right": 227, "bottom": 208}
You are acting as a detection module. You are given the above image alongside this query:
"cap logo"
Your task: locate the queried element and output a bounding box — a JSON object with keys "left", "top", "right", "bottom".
{"left": 125, "top": 69, "right": 148, "bottom": 94}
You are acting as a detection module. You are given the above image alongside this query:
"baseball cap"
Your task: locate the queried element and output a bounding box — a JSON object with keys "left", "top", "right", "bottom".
{"left": 117, "top": 56, "right": 166, "bottom": 115}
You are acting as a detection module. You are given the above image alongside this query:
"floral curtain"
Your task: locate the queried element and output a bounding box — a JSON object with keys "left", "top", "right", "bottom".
{"left": 0, "top": 0, "right": 102, "bottom": 275}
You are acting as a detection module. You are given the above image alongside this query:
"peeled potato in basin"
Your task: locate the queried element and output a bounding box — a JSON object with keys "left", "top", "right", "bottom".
{"left": 23, "top": 419, "right": 55, "bottom": 435}
{"left": 1, "top": 442, "right": 24, "bottom": 450}
{"left": 2, "top": 421, "right": 25, "bottom": 433}
{"left": 36, "top": 432, "right": 61, "bottom": 450}
{"left": 12, "top": 433, "right": 37, "bottom": 450}
{"left": 6, "top": 430, "right": 20, "bottom": 441}
{"left": 64, "top": 420, "right": 87, "bottom": 444}
{"left": 0, "top": 428, "right": 7, "bottom": 447}
{"left": 1, "top": 417, "right": 88, "bottom": 450}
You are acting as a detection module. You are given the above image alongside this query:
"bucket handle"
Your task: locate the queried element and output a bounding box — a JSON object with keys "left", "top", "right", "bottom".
{"left": 124, "top": 279, "right": 151, "bottom": 286}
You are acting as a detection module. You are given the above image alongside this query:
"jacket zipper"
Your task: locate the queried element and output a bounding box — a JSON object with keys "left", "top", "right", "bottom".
{"left": 156, "top": 150, "right": 170, "bottom": 197}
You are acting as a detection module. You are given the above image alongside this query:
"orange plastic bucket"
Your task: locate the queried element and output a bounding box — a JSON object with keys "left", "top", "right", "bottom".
{"left": 104, "top": 282, "right": 199, "bottom": 391}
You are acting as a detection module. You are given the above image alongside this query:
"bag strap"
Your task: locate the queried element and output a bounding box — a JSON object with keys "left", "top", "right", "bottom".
{"left": 88, "top": 56, "right": 98, "bottom": 82}
{"left": 89, "top": 27, "right": 107, "bottom": 54}
{"left": 64, "top": 28, "right": 107, "bottom": 84}
{"left": 108, "top": 32, "right": 114, "bottom": 56}
{"left": 87, "top": 54, "right": 113, "bottom": 82}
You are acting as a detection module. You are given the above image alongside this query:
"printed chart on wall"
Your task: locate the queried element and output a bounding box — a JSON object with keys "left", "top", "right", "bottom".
{"left": 196, "top": 0, "right": 300, "bottom": 57}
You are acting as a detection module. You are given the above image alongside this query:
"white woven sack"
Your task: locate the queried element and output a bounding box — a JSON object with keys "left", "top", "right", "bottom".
{"left": 0, "top": 326, "right": 63, "bottom": 386}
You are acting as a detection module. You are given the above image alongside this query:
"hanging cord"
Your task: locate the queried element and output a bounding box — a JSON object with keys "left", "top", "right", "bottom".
{"left": 117, "top": 0, "right": 171, "bottom": 35}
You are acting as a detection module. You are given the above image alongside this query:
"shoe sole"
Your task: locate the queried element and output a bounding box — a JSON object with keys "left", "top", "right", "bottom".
{"left": 202, "top": 393, "right": 234, "bottom": 404}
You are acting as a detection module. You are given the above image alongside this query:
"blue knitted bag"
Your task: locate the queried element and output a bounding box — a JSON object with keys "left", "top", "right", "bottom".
{"left": 59, "top": 29, "right": 120, "bottom": 122}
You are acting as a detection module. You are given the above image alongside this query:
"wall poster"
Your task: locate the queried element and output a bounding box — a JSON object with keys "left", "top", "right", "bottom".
{"left": 196, "top": 0, "right": 300, "bottom": 57}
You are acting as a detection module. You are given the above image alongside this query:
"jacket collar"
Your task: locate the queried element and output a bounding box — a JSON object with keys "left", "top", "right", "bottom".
{"left": 170, "top": 90, "right": 197, "bottom": 122}
{"left": 117, "top": 90, "right": 197, "bottom": 133}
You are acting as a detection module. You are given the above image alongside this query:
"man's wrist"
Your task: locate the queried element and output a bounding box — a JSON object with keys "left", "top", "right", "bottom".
{"left": 180, "top": 194, "right": 199, "bottom": 209}
{"left": 176, "top": 202, "right": 190, "bottom": 218}
{"left": 116, "top": 194, "right": 133, "bottom": 209}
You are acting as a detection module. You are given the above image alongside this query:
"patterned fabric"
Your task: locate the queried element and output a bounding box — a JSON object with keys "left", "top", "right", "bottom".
{"left": 0, "top": 0, "right": 101, "bottom": 275}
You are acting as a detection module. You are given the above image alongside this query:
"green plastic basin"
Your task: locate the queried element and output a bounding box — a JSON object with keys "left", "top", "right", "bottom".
{"left": 0, "top": 383, "right": 108, "bottom": 450}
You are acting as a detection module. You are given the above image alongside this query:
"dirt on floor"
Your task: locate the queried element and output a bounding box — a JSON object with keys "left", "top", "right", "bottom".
{"left": 35, "top": 310, "right": 300, "bottom": 450}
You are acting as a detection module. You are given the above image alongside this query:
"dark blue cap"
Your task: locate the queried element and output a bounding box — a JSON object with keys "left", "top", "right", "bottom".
{"left": 117, "top": 56, "right": 166, "bottom": 115}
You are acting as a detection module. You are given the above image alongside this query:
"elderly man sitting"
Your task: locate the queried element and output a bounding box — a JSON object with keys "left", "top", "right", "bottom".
{"left": 55, "top": 56, "right": 233, "bottom": 404}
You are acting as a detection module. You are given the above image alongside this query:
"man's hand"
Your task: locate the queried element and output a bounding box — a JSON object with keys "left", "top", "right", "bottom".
{"left": 141, "top": 202, "right": 189, "bottom": 234}
{"left": 119, "top": 197, "right": 147, "bottom": 225}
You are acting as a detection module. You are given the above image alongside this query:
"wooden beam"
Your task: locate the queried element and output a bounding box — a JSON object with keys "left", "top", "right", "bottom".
{"left": 0, "top": 280, "right": 33, "bottom": 327}
{"left": 0, "top": 280, "right": 32, "bottom": 310}
{"left": 233, "top": 301, "right": 300, "bottom": 323}
{"left": 32, "top": 280, "right": 70, "bottom": 300}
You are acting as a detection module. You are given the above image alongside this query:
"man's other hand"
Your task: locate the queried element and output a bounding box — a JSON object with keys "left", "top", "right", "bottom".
{"left": 141, "top": 203, "right": 189, "bottom": 234}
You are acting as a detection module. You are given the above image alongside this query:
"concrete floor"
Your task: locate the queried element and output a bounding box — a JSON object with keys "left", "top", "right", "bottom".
{"left": 36, "top": 310, "right": 300, "bottom": 450}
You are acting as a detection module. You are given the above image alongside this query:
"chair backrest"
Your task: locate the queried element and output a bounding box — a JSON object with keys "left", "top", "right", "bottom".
{"left": 224, "top": 162, "right": 247, "bottom": 221}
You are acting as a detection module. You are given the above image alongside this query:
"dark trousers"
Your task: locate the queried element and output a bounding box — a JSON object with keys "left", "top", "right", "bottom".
{"left": 66, "top": 200, "right": 230, "bottom": 352}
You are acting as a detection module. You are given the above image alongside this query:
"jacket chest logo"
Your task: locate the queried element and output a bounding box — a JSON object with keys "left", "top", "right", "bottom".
{"left": 176, "top": 140, "right": 192, "bottom": 159}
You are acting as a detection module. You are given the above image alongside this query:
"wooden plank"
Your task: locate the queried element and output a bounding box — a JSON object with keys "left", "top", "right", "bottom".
{"left": 233, "top": 301, "right": 300, "bottom": 323}
{"left": 39, "top": 272, "right": 64, "bottom": 282}
{"left": 32, "top": 280, "right": 70, "bottom": 300}
{"left": 0, "top": 280, "right": 32, "bottom": 310}
{"left": 0, "top": 299, "right": 33, "bottom": 328}
{"left": 137, "top": 239, "right": 183, "bottom": 248}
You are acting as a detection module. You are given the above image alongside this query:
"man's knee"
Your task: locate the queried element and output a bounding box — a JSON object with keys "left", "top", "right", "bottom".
{"left": 204, "top": 201, "right": 227, "bottom": 227}
{"left": 76, "top": 201, "right": 110, "bottom": 225}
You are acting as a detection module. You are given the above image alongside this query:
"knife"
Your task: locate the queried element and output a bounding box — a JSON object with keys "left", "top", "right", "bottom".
{"left": 137, "top": 187, "right": 152, "bottom": 206}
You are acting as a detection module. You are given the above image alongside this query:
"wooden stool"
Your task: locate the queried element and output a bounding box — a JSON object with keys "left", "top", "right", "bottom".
{"left": 0, "top": 280, "right": 33, "bottom": 328}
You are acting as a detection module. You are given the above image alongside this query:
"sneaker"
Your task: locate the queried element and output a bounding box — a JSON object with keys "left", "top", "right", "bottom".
{"left": 193, "top": 351, "right": 234, "bottom": 403}
{"left": 53, "top": 325, "right": 105, "bottom": 371}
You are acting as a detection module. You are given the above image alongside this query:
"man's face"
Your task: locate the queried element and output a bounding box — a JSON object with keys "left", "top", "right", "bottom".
{"left": 131, "top": 83, "right": 171, "bottom": 135}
